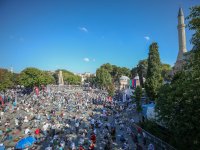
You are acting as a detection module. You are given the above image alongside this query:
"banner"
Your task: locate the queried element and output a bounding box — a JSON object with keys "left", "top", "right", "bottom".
{"left": 131, "top": 79, "right": 137, "bottom": 88}
{"left": 130, "top": 79, "right": 133, "bottom": 87}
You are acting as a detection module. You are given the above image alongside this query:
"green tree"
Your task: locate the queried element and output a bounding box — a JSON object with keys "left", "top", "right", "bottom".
{"left": 18, "top": 67, "right": 42, "bottom": 87}
{"left": 13, "top": 73, "right": 20, "bottom": 86}
{"left": 18, "top": 67, "right": 55, "bottom": 87}
{"left": 112, "top": 66, "right": 131, "bottom": 83}
{"left": 107, "top": 83, "right": 115, "bottom": 97}
{"left": 85, "top": 75, "right": 97, "bottom": 87}
{"left": 145, "top": 42, "right": 162, "bottom": 100}
{"left": 186, "top": 6, "right": 200, "bottom": 49}
{"left": 100, "top": 63, "right": 113, "bottom": 73}
{"left": 55, "top": 69, "right": 81, "bottom": 85}
{"left": 161, "top": 64, "right": 172, "bottom": 82}
{"left": 157, "top": 71, "right": 200, "bottom": 149}
{"left": 99, "top": 63, "right": 131, "bottom": 85}
{"left": 53, "top": 72, "right": 59, "bottom": 84}
{"left": 137, "top": 59, "right": 148, "bottom": 88}
{"left": 131, "top": 60, "right": 171, "bottom": 87}
{"left": 130, "top": 67, "right": 138, "bottom": 78}
{"left": 40, "top": 71, "right": 56, "bottom": 85}
{"left": 66, "top": 75, "right": 81, "bottom": 85}
{"left": 156, "top": 6, "right": 200, "bottom": 149}
{"left": 120, "top": 67, "right": 131, "bottom": 77}
{"left": 111, "top": 65, "right": 121, "bottom": 83}
{"left": 134, "top": 86, "right": 143, "bottom": 113}
{"left": 96, "top": 68, "right": 112, "bottom": 89}
{"left": 0, "top": 68, "right": 14, "bottom": 91}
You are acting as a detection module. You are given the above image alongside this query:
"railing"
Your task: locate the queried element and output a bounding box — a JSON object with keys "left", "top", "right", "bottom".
{"left": 132, "top": 123, "right": 176, "bottom": 150}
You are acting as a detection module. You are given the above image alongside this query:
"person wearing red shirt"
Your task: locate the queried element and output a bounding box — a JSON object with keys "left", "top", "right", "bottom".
{"left": 0, "top": 96, "right": 4, "bottom": 107}
{"left": 34, "top": 128, "right": 40, "bottom": 140}
{"left": 79, "top": 145, "right": 85, "bottom": 150}
{"left": 35, "top": 128, "right": 40, "bottom": 135}
{"left": 89, "top": 143, "right": 94, "bottom": 150}
{"left": 90, "top": 133, "right": 96, "bottom": 144}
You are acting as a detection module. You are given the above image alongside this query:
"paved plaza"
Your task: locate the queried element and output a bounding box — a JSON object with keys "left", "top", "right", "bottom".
{"left": 0, "top": 86, "right": 152, "bottom": 150}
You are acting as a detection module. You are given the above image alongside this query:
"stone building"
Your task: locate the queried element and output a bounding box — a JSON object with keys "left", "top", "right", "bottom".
{"left": 77, "top": 72, "right": 95, "bottom": 83}
{"left": 119, "top": 76, "right": 130, "bottom": 90}
{"left": 130, "top": 75, "right": 145, "bottom": 88}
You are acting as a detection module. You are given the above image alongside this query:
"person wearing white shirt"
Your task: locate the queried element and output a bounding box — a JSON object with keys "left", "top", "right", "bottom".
{"left": 91, "top": 119, "right": 95, "bottom": 125}
{"left": 93, "top": 128, "right": 97, "bottom": 135}
{"left": 75, "top": 122, "right": 79, "bottom": 128}
{"left": 45, "top": 145, "right": 52, "bottom": 150}
{"left": 25, "top": 128, "right": 30, "bottom": 135}
{"left": 71, "top": 142, "right": 76, "bottom": 150}
{"left": 0, "top": 111, "right": 4, "bottom": 121}
{"left": 24, "top": 116, "right": 29, "bottom": 123}
{"left": 79, "top": 137, "right": 84, "bottom": 145}
{"left": 43, "top": 123, "right": 48, "bottom": 136}
{"left": 15, "top": 118, "right": 19, "bottom": 126}
{"left": 75, "top": 122, "right": 79, "bottom": 133}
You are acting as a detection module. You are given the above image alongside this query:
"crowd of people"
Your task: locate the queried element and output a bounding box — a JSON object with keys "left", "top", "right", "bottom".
{"left": 0, "top": 85, "right": 154, "bottom": 150}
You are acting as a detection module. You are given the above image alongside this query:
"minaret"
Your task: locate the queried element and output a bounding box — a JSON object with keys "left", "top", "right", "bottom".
{"left": 177, "top": 8, "right": 187, "bottom": 61}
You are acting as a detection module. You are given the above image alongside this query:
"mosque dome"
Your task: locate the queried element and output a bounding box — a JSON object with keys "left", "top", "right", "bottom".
{"left": 120, "top": 76, "right": 130, "bottom": 81}
{"left": 134, "top": 75, "right": 139, "bottom": 80}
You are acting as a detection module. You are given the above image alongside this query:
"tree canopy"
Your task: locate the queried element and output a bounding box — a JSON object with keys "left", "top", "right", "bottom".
{"left": 18, "top": 67, "right": 55, "bottom": 87}
{"left": 137, "top": 59, "right": 148, "bottom": 88}
{"left": 161, "top": 63, "right": 172, "bottom": 82}
{"left": 145, "top": 42, "right": 162, "bottom": 100}
{"left": 131, "top": 59, "right": 171, "bottom": 88}
{"left": 85, "top": 75, "right": 97, "bottom": 88}
{"left": 100, "top": 63, "right": 131, "bottom": 83}
{"left": 95, "top": 63, "right": 131, "bottom": 94}
{"left": 156, "top": 6, "right": 200, "bottom": 149}
{"left": 96, "top": 68, "right": 112, "bottom": 89}
{"left": 55, "top": 69, "right": 81, "bottom": 85}
{"left": 134, "top": 86, "right": 143, "bottom": 113}
{"left": 0, "top": 68, "right": 15, "bottom": 91}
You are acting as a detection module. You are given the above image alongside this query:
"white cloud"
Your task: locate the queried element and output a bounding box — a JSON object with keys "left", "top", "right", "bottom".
{"left": 83, "top": 58, "right": 90, "bottom": 62}
{"left": 144, "top": 36, "right": 150, "bottom": 41}
{"left": 79, "top": 27, "right": 88, "bottom": 33}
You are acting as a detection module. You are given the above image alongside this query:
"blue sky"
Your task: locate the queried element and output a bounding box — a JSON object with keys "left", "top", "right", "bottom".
{"left": 0, "top": 0, "right": 199, "bottom": 73}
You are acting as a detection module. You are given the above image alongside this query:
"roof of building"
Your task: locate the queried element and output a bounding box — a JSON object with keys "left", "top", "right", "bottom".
{"left": 134, "top": 75, "right": 139, "bottom": 80}
{"left": 120, "top": 76, "right": 130, "bottom": 80}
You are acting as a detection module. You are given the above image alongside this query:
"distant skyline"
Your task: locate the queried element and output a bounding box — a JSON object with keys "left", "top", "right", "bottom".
{"left": 0, "top": 0, "right": 199, "bottom": 73}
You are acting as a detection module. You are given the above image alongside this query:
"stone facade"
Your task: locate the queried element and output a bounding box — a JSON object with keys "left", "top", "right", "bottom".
{"left": 119, "top": 76, "right": 130, "bottom": 90}
{"left": 133, "top": 75, "right": 140, "bottom": 87}
{"left": 77, "top": 72, "right": 95, "bottom": 83}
